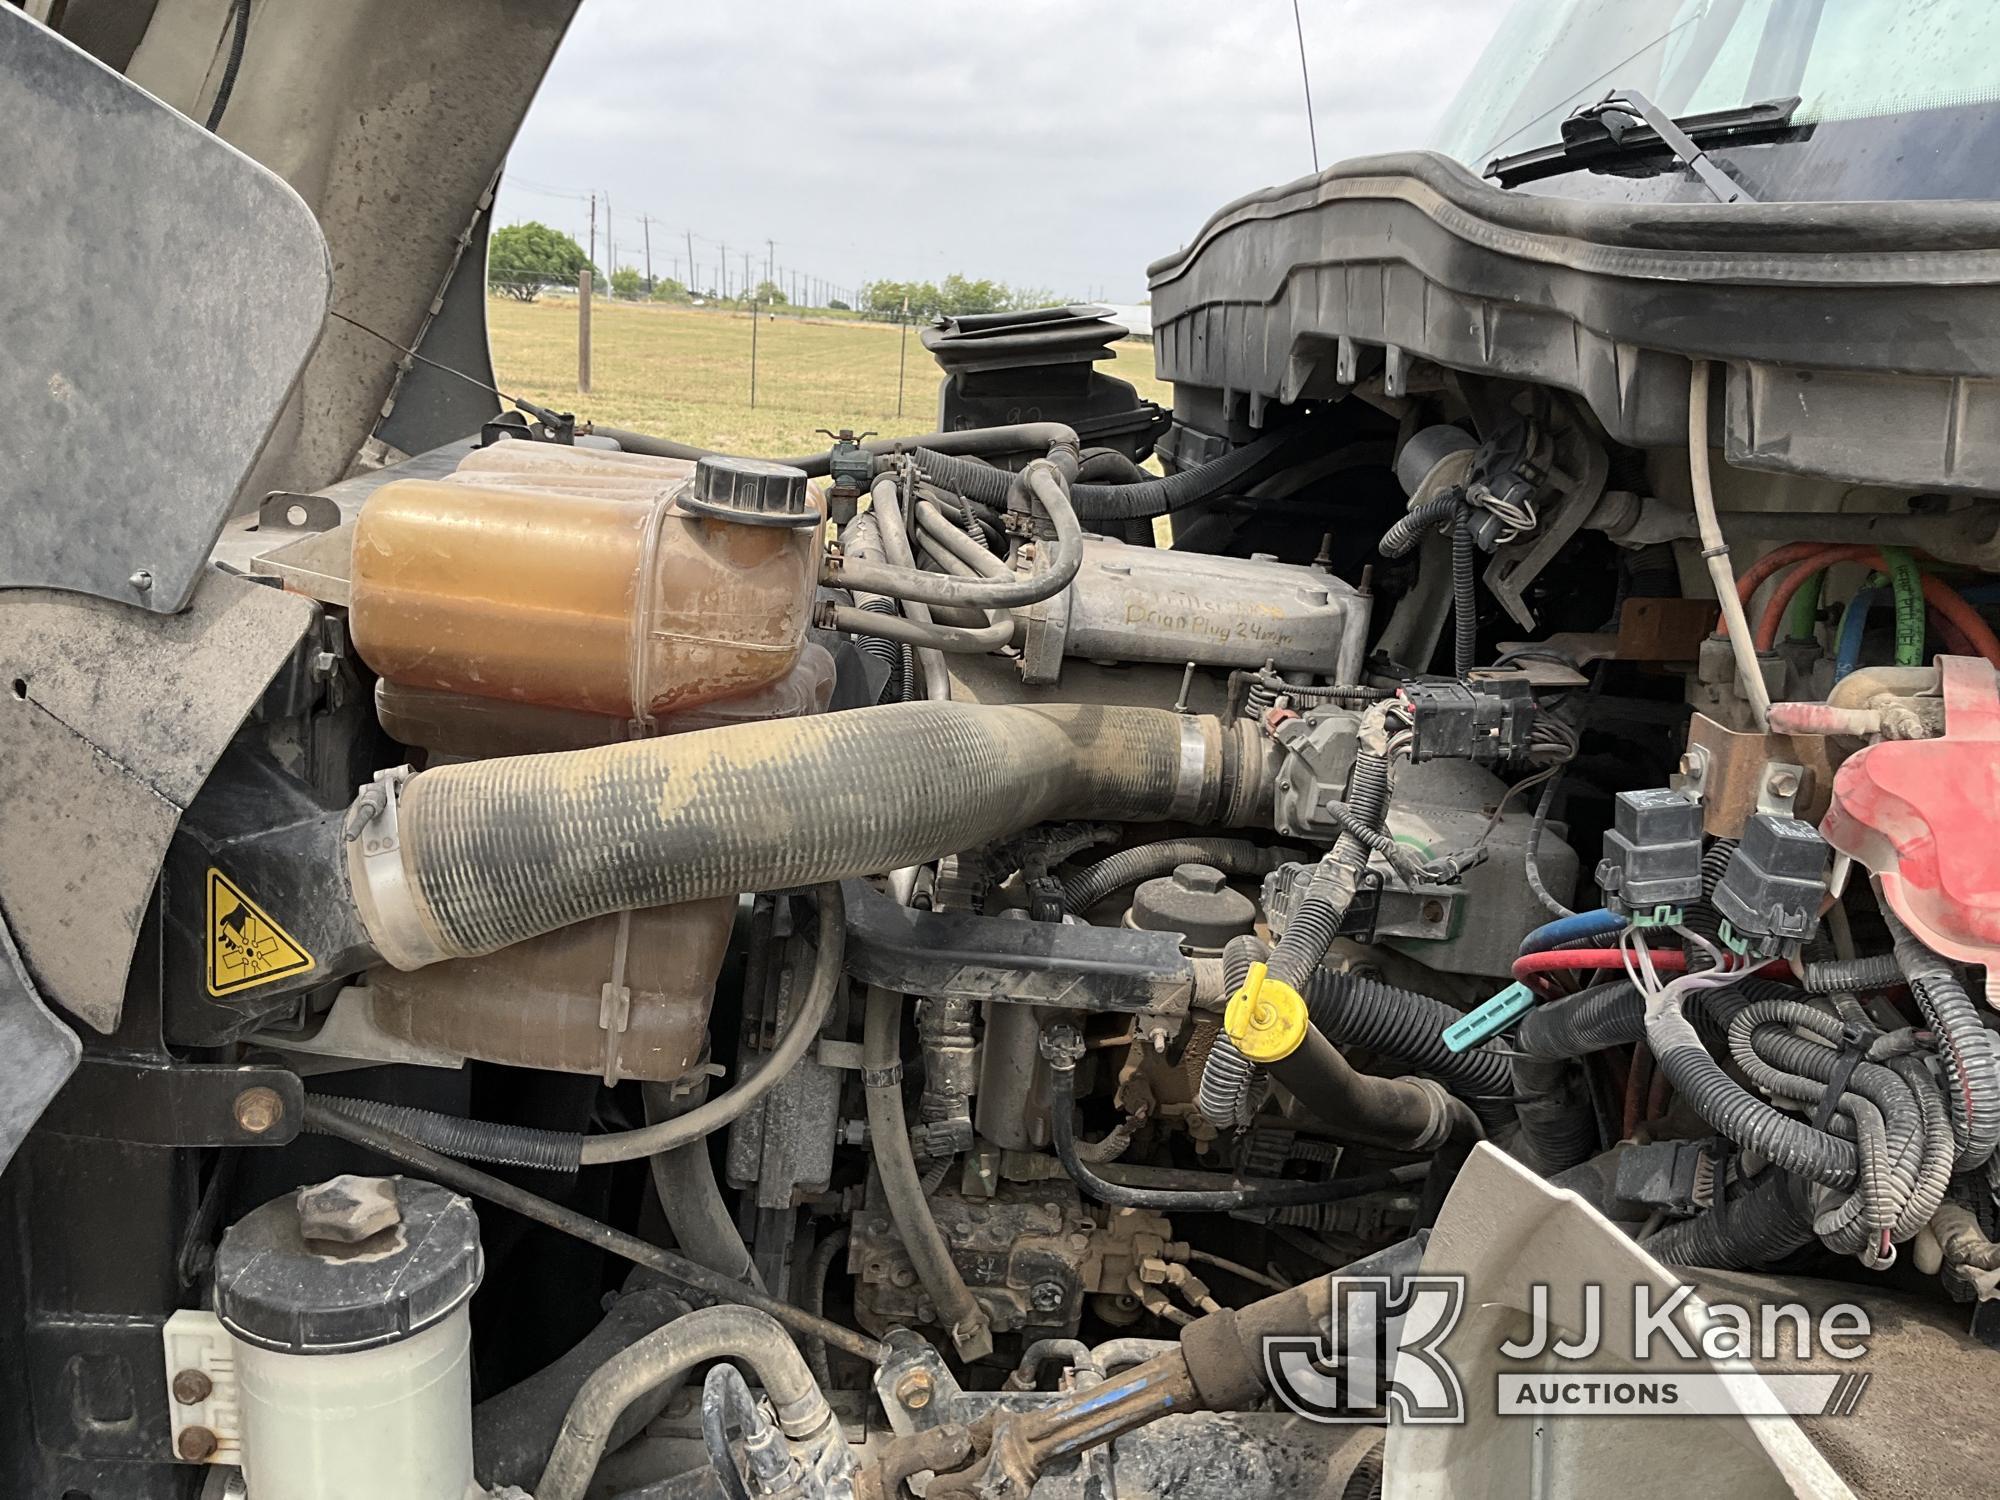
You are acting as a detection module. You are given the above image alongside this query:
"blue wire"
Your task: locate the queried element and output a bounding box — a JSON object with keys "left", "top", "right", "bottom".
{"left": 1833, "top": 585, "right": 1889, "bottom": 683}
{"left": 1518, "top": 907, "right": 1626, "bottom": 957}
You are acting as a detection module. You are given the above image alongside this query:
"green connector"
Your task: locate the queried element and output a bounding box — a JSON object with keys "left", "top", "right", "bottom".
{"left": 1629, "top": 904, "right": 1684, "bottom": 929}
{"left": 1443, "top": 982, "right": 1535, "bottom": 1054}
{"left": 1716, "top": 921, "right": 1752, "bottom": 956}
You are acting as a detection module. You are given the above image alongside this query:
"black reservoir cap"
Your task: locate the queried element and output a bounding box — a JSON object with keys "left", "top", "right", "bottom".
{"left": 213, "top": 1174, "right": 482, "bottom": 1355}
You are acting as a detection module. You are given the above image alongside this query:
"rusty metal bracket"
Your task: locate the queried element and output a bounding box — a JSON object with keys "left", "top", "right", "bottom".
{"left": 35, "top": 1058, "right": 303, "bottom": 1147}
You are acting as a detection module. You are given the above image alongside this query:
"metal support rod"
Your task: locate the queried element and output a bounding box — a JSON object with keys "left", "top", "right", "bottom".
{"left": 300, "top": 1097, "right": 889, "bottom": 1366}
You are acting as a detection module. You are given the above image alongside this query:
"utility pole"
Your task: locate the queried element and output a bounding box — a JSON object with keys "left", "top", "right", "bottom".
{"left": 578, "top": 265, "right": 592, "bottom": 393}
{"left": 720, "top": 244, "right": 728, "bottom": 299}
{"left": 742, "top": 249, "right": 751, "bottom": 301}
{"left": 605, "top": 194, "right": 615, "bottom": 286}
{"left": 587, "top": 192, "right": 597, "bottom": 272}
{"left": 686, "top": 230, "right": 696, "bottom": 292}
{"left": 766, "top": 238, "right": 775, "bottom": 291}
{"left": 896, "top": 294, "right": 910, "bottom": 415}
{"left": 642, "top": 216, "right": 653, "bottom": 293}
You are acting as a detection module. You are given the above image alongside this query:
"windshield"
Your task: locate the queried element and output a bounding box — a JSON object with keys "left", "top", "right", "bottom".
{"left": 1433, "top": 0, "right": 2000, "bottom": 174}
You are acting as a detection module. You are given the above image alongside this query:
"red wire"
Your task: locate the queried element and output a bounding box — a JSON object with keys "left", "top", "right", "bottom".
{"left": 1511, "top": 948, "right": 1687, "bottom": 984}
{"left": 1751, "top": 545, "right": 2000, "bottom": 665}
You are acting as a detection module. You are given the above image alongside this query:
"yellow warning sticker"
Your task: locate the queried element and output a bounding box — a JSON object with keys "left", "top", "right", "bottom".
{"left": 206, "top": 867, "right": 315, "bottom": 997}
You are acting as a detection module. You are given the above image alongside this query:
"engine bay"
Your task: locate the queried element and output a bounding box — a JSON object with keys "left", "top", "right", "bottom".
{"left": 10, "top": 5, "right": 2000, "bottom": 1499}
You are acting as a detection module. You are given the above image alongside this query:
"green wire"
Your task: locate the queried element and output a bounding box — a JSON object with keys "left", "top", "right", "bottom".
{"left": 1783, "top": 567, "right": 1824, "bottom": 641}
{"left": 1879, "top": 544, "right": 1925, "bottom": 666}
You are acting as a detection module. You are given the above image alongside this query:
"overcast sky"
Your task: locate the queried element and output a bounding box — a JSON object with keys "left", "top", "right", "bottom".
{"left": 494, "top": 1, "right": 1513, "bottom": 304}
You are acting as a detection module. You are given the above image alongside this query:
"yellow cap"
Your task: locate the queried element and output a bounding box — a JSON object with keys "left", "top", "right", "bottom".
{"left": 1222, "top": 961, "right": 1309, "bottom": 1063}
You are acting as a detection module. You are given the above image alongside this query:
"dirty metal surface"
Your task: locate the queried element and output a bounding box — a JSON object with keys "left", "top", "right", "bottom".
{"left": 0, "top": 911, "right": 80, "bottom": 1174}
{"left": 0, "top": 8, "right": 329, "bottom": 612}
{"left": 0, "top": 571, "right": 319, "bottom": 1032}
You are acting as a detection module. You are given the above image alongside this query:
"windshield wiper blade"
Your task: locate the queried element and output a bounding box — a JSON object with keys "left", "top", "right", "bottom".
{"left": 1486, "top": 91, "right": 1801, "bottom": 201}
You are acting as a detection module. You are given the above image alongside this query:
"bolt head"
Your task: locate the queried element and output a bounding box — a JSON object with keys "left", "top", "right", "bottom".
{"left": 1172, "top": 863, "right": 1227, "bottom": 894}
{"left": 171, "top": 1369, "right": 212, "bottom": 1405}
{"left": 1769, "top": 769, "right": 1801, "bottom": 797}
{"left": 128, "top": 568, "right": 154, "bottom": 592}
{"left": 233, "top": 1086, "right": 283, "bottom": 1135}
{"left": 895, "top": 1370, "right": 935, "bottom": 1410}
{"left": 1420, "top": 898, "right": 1446, "bottom": 924}
{"left": 176, "top": 1426, "right": 219, "bottom": 1462}
{"left": 1030, "top": 1280, "right": 1067, "bottom": 1312}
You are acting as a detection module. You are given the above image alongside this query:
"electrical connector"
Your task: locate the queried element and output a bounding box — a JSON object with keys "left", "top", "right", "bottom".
{"left": 1596, "top": 788, "right": 1704, "bottom": 917}
{"left": 1403, "top": 678, "right": 1535, "bottom": 766}
{"left": 1713, "top": 813, "right": 1829, "bottom": 953}
{"left": 1442, "top": 981, "right": 1534, "bottom": 1053}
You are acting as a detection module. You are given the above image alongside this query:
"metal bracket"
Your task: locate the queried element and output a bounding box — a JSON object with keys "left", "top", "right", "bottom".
{"left": 841, "top": 880, "right": 1192, "bottom": 1013}
{"left": 36, "top": 1057, "right": 303, "bottom": 1146}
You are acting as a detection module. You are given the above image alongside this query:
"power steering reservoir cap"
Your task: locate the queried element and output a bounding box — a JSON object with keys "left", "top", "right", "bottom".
{"left": 680, "top": 454, "right": 816, "bottom": 527}
{"left": 212, "top": 1175, "right": 482, "bottom": 1355}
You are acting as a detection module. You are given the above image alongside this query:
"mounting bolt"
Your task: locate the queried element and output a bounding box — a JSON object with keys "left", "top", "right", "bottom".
{"left": 895, "top": 1370, "right": 935, "bottom": 1411}
{"left": 170, "top": 1369, "right": 212, "bottom": 1406}
{"left": 1030, "top": 1280, "right": 1067, "bottom": 1312}
{"left": 176, "top": 1426, "right": 218, "bottom": 1462}
{"left": 1768, "top": 768, "right": 1801, "bottom": 798}
{"left": 1420, "top": 898, "right": 1446, "bottom": 924}
{"left": 128, "top": 568, "right": 154, "bottom": 592}
{"left": 233, "top": 1086, "right": 284, "bottom": 1135}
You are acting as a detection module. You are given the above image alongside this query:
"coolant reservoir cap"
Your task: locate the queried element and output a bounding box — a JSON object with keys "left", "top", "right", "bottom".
{"left": 681, "top": 454, "right": 816, "bottom": 528}
{"left": 213, "top": 1175, "right": 482, "bottom": 1355}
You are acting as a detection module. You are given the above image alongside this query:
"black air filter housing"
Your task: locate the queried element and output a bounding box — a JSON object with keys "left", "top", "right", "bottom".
{"left": 922, "top": 304, "right": 1166, "bottom": 462}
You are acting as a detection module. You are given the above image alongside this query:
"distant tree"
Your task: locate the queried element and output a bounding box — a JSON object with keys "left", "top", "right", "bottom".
{"left": 751, "top": 279, "right": 788, "bottom": 306}
{"left": 827, "top": 297, "right": 851, "bottom": 311}
{"left": 650, "top": 277, "right": 690, "bottom": 302}
{"left": 488, "top": 221, "right": 591, "bottom": 301}
{"left": 610, "top": 266, "right": 642, "bottom": 299}
{"left": 939, "top": 274, "right": 1005, "bottom": 315}
{"left": 1004, "top": 285, "right": 1058, "bottom": 312}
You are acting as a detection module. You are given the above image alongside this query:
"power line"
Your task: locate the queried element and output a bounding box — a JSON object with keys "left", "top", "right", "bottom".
{"left": 1290, "top": 0, "right": 1319, "bottom": 174}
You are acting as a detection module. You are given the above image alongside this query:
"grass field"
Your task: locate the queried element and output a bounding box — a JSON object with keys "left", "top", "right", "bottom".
{"left": 486, "top": 295, "right": 1170, "bottom": 456}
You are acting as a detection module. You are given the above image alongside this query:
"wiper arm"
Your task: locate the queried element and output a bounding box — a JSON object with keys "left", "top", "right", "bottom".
{"left": 1486, "top": 91, "right": 1801, "bottom": 202}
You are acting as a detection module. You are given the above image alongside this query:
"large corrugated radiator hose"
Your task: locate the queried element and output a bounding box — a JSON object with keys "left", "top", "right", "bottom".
{"left": 345, "top": 701, "right": 1273, "bottom": 969}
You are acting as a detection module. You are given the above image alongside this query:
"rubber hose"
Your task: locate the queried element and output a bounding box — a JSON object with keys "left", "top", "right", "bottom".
{"left": 1303, "top": 970, "right": 1514, "bottom": 1110}
{"left": 1644, "top": 1170, "right": 1817, "bottom": 1270}
{"left": 1061, "top": 838, "right": 1300, "bottom": 916}
{"left": 203, "top": 0, "right": 251, "bottom": 130}
{"left": 536, "top": 1306, "right": 833, "bottom": 1500}
{"left": 833, "top": 463, "right": 1081, "bottom": 611}
{"left": 643, "top": 1081, "right": 763, "bottom": 1290}
{"left": 1266, "top": 1029, "right": 1482, "bottom": 1155}
{"left": 1799, "top": 952, "right": 1903, "bottom": 993}
{"left": 1050, "top": 1036, "right": 1431, "bottom": 1211}
{"left": 306, "top": 1095, "right": 581, "bottom": 1172}
{"left": 1451, "top": 503, "right": 1478, "bottom": 678}
{"left": 823, "top": 602, "right": 1013, "bottom": 654}
{"left": 1197, "top": 936, "right": 1272, "bottom": 1131}
{"left": 863, "top": 986, "right": 992, "bottom": 1360}
{"left": 596, "top": 419, "right": 1082, "bottom": 478}
{"left": 802, "top": 1227, "right": 849, "bottom": 1391}
{"left": 700, "top": 1363, "right": 761, "bottom": 1500}
{"left": 1511, "top": 1053, "right": 1602, "bottom": 1171}
{"left": 472, "top": 1282, "right": 690, "bottom": 1494}
{"left": 1378, "top": 491, "right": 1462, "bottom": 559}
{"left": 1888, "top": 911, "right": 2000, "bottom": 1168}
{"left": 373, "top": 701, "right": 1267, "bottom": 965}
{"left": 913, "top": 419, "right": 1340, "bottom": 522}
{"left": 299, "top": 1098, "right": 886, "bottom": 1367}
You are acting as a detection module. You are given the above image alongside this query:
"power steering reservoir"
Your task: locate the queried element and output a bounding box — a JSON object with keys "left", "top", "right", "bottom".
{"left": 164, "top": 1175, "right": 483, "bottom": 1499}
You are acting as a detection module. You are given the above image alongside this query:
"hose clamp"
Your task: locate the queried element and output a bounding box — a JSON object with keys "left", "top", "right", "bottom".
{"left": 344, "top": 766, "right": 452, "bottom": 970}
{"left": 1168, "top": 716, "right": 1211, "bottom": 822}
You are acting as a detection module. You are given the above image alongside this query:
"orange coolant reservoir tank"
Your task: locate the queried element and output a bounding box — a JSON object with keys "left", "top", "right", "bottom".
{"left": 349, "top": 447, "right": 823, "bottom": 724}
